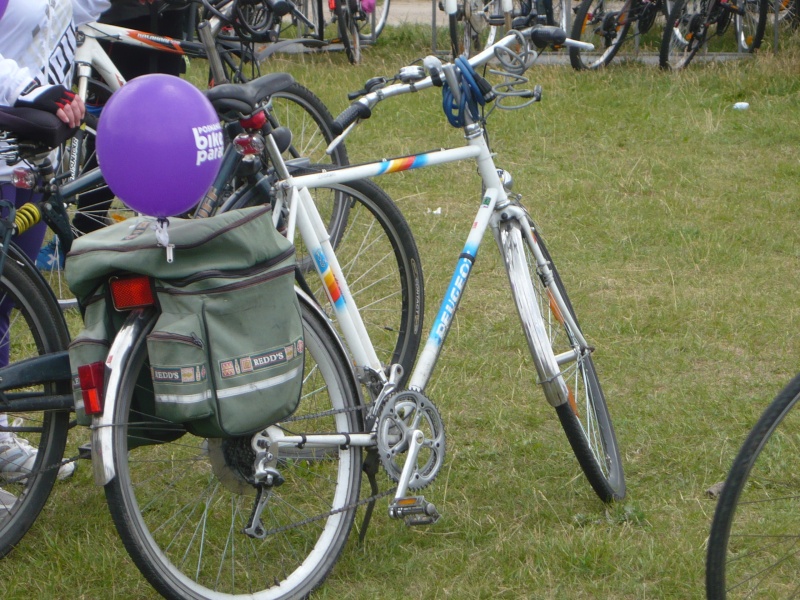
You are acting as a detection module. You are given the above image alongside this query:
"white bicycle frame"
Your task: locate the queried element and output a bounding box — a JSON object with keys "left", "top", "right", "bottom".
{"left": 256, "top": 31, "right": 592, "bottom": 497}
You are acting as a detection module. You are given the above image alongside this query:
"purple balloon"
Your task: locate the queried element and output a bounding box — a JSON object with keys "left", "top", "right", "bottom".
{"left": 96, "top": 74, "right": 223, "bottom": 218}
{"left": 0, "top": 0, "right": 8, "bottom": 21}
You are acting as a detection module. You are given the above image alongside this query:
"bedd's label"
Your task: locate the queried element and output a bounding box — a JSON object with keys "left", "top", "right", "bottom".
{"left": 193, "top": 123, "right": 224, "bottom": 166}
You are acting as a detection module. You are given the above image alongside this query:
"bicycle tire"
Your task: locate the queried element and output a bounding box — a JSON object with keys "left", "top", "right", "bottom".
{"left": 706, "top": 372, "right": 800, "bottom": 599}
{"left": 660, "top": 0, "right": 713, "bottom": 70}
{"left": 734, "top": 0, "right": 767, "bottom": 51}
{"left": 569, "top": 0, "right": 634, "bottom": 69}
{"left": 0, "top": 248, "right": 71, "bottom": 559}
{"left": 335, "top": 0, "right": 362, "bottom": 63}
{"left": 105, "top": 293, "right": 363, "bottom": 599}
{"left": 263, "top": 169, "right": 424, "bottom": 391}
{"left": 448, "top": 4, "right": 487, "bottom": 58}
{"left": 498, "top": 217, "right": 625, "bottom": 502}
{"left": 359, "top": 0, "right": 391, "bottom": 42}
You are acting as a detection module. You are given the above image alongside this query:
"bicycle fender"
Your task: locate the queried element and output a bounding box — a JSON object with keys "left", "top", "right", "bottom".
{"left": 91, "top": 308, "right": 156, "bottom": 486}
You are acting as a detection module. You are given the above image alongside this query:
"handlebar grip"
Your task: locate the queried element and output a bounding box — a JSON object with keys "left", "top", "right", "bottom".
{"left": 331, "top": 102, "right": 372, "bottom": 136}
{"left": 529, "top": 26, "right": 567, "bottom": 48}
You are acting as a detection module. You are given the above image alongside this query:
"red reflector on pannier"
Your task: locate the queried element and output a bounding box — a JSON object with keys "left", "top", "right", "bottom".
{"left": 78, "top": 361, "right": 105, "bottom": 415}
{"left": 109, "top": 275, "right": 155, "bottom": 311}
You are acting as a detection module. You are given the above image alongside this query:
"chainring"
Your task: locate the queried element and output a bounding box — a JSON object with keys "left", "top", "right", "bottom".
{"left": 376, "top": 390, "right": 445, "bottom": 490}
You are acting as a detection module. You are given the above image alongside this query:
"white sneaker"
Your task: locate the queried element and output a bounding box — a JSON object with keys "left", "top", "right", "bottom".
{"left": 0, "top": 486, "right": 16, "bottom": 516}
{"left": 0, "top": 421, "right": 75, "bottom": 481}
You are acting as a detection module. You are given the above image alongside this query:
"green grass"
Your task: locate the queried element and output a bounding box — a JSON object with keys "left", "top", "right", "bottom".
{"left": 4, "top": 22, "right": 800, "bottom": 600}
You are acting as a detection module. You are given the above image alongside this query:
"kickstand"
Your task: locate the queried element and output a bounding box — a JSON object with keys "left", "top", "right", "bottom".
{"left": 358, "top": 448, "right": 381, "bottom": 546}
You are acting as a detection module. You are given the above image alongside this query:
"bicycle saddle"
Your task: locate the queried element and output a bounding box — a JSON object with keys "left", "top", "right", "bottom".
{"left": 203, "top": 73, "right": 296, "bottom": 118}
{"left": 0, "top": 106, "right": 77, "bottom": 150}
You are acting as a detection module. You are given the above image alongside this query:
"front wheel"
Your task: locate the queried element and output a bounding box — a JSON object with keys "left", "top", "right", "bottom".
{"left": 105, "top": 294, "right": 364, "bottom": 599}
{"left": 706, "top": 373, "right": 800, "bottom": 599}
{"left": 498, "top": 218, "right": 625, "bottom": 502}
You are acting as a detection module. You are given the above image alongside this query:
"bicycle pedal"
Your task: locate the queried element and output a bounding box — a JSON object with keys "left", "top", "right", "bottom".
{"left": 389, "top": 496, "right": 440, "bottom": 526}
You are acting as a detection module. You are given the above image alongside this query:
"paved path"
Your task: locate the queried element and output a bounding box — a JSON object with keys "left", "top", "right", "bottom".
{"left": 386, "top": 0, "right": 436, "bottom": 26}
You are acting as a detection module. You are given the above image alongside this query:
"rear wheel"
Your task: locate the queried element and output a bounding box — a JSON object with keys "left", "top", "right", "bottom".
{"left": 44, "top": 82, "right": 349, "bottom": 315}
{"left": 0, "top": 250, "right": 71, "bottom": 558}
{"left": 357, "top": 0, "right": 391, "bottom": 42}
{"left": 449, "top": 2, "right": 488, "bottom": 58}
{"left": 105, "top": 295, "right": 364, "bottom": 599}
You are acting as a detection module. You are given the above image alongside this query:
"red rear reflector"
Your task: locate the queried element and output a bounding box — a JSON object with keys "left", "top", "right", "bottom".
{"left": 110, "top": 276, "right": 155, "bottom": 310}
{"left": 11, "top": 168, "right": 35, "bottom": 190}
{"left": 78, "top": 361, "right": 105, "bottom": 415}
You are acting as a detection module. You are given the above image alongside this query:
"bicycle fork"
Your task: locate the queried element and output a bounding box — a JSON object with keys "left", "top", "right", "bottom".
{"left": 492, "top": 202, "right": 591, "bottom": 410}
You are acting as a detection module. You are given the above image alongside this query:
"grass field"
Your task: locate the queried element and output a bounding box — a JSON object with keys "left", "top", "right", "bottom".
{"left": 3, "top": 20, "right": 800, "bottom": 600}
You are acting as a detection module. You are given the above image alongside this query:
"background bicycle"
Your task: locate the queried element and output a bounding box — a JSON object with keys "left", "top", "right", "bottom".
{"left": 659, "top": 0, "right": 768, "bottom": 69}
{"left": 444, "top": 0, "right": 570, "bottom": 57}
{"left": 0, "top": 63, "right": 421, "bottom": 565}
{"left": 569, "top": 0, "right": 675, "bottom": 69}
{"left": 208, "top": 0, "right": 392, "bottom": 63}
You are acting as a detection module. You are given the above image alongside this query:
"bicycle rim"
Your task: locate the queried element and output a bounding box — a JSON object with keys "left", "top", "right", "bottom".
{"left": 357, "top": 0, "right": 390, "bottom": 42}
{"left": 498, "top": 219, "right": 625, "bottom": 502}
{"left": 734, "top": 0, "right": 767, "bottom": 51}
{"left": 268, "top": 83, "right": 350, "bottom": 169}
{"left": 0, "top": 252, "right": 71, "bottom": 558}
{"left": 105, "top": 296, "right": 363, "bottom": 599}
{"left": 449, "top": 0, "right": 495, "bottom": 58}
{"left": 706, "top": 373, "right": 800, "bottom": 599}
{"left": 660, "top": 0, "right": 708, "bottom": 69}
{"left": 570, "top": 0, "right": 633, "bottom": 69}
{"left": 336, "top": 1, "right": 361, "bottom": 63}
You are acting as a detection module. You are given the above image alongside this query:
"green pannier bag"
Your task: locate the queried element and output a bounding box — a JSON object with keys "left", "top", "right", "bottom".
{"left": 66, "top": 206, "right": 304, "bottom": 438}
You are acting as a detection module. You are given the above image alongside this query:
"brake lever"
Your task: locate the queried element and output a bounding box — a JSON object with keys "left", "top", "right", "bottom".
{"left": 347, "top": 76, "right": 388, "bottom": 101}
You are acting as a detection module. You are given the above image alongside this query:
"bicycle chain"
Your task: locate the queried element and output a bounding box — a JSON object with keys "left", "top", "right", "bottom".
{"left": 255, "top": 486, "right": 397, "bottom": 537}
{"left": 32, "top": 448, "right": 396, "bottom": 539}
